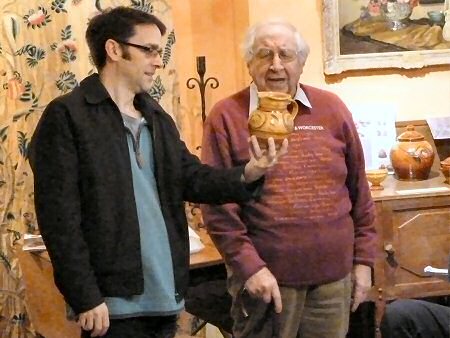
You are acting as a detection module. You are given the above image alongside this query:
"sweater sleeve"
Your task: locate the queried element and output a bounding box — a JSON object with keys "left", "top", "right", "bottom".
{"left": 339, "top": 99, "right": 377, "bottom": 268}
{"left": 200, "top": 103, "right": 267, "bottom": 282}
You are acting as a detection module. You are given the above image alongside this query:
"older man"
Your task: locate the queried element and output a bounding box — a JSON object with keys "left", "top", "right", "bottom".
{"left": 201, "top": 19, "right": 376, "bottom": 338}
{"left": 29, "top": 8, "right": 286, "bottom": 338}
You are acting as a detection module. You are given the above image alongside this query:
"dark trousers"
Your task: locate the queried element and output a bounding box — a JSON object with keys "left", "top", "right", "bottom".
{"left": 81, "top": 315, "right": 178, "bottom": 338}
{"left": 380, "top": 299, "right": 450, "bottom": 338}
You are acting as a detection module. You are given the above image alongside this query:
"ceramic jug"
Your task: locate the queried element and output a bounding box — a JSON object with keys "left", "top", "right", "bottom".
{"left": 390, "top": 125, "right": 435, "bottom": 181}
{"left": 248, "top": 91, "right": 298, "bottom": 148}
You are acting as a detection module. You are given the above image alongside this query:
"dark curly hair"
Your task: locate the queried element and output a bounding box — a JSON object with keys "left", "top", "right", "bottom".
{"left": 86, "top": 6, "right": 166, "bottom": 70}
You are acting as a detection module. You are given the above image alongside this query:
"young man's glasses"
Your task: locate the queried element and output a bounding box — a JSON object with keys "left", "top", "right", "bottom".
{"left": 251, "top": 48, "right": 299, "bottom": 63}
{"left": 116, "top": 40, "right": 163, "bottom": 58}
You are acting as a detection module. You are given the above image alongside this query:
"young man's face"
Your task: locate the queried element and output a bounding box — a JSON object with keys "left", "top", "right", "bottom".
{"left": 116, "top": 24, "right": 163, "bottom": 93}
{"left": 247, "top": 24, "right": 304, "bottom": 97}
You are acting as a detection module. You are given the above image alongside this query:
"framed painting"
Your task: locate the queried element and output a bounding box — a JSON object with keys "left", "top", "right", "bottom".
{"left": 322, "top": 0, "right": 450, "bottom": 74}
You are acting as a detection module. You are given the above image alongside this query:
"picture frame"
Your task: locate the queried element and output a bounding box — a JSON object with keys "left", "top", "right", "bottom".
{"left": 322, "top": 0, "right": 450, "bottom": 74}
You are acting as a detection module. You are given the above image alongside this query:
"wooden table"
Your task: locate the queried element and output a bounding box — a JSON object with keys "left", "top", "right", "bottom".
{"left": 18, "top": 249, "right": 80, "bottom": 338}
{"left": 189, "top": 229, "right": 222, "bottom": 270}
{"left": 18, "top": 228, "right": 224, "bottom": 338}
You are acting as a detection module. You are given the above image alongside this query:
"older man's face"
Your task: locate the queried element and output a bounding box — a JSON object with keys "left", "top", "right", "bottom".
{"left": 247, "top": 25, "right": 304, "bottom": 97}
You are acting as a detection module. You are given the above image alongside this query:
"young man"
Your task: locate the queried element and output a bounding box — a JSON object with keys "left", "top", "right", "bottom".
{"left": 201, "top": 19, "right": 376, "bottom": 338}
{"left": 29, "top": 7, "right": 286, "bottom": 338}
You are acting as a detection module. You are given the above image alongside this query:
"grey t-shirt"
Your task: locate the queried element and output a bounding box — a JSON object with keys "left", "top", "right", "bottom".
{"left": 104, "top": 114, "right": 184, "bottom": 318}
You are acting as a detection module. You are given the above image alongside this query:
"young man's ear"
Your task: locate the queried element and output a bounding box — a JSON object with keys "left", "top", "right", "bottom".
{"left": 105, "top": 39, "right": 122, "bottom": 62}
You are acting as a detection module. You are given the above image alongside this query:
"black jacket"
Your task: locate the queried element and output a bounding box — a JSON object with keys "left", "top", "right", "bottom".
{"left": 29, "top": 74, "right": 259, "bottom": 314}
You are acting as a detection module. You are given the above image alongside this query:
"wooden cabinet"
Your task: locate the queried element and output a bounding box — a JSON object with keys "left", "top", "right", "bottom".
{"left": 367, "top": 174, "right": 450, "bottom": 337}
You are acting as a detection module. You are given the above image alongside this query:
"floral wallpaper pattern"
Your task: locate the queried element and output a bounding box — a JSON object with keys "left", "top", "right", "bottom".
{"left": 0, "top": 0, "right": 179, "bottom": 336}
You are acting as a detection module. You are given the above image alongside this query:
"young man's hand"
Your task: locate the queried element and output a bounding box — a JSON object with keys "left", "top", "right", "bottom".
{"left": 243, "top": 136, "right": 288, "bottom": 183}
{"left": 77, "top": 302, "right": 110, "bottom": 337}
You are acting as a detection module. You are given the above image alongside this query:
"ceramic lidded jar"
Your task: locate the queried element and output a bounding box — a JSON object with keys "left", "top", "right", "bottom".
{"left": 248, "top": 91, "right": 298, "bottom": 149}
{"left": 440, "top": 157, "right": 450, "bottom": 184}
{"left": 390, "top": 125, "right": 435, "bottom": 181}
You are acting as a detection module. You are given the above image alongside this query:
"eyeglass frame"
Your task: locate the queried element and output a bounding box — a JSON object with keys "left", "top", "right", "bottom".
{"left": 115, "top": 39, "right": 163, "bottom": 58}
{"left": 250, "top": 47, "right": 300, "bottom": 63}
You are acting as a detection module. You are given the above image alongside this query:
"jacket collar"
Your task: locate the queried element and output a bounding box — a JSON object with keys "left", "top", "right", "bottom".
{"left": 79, "top": 73, "right": 164, "bottom": 116}
{"left": 80, "top": 73, "right": 111, "bottom": 104}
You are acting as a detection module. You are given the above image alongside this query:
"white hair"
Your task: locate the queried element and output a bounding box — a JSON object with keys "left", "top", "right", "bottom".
{"left": 242, "top": 18, "right": 310, "bottom": 64}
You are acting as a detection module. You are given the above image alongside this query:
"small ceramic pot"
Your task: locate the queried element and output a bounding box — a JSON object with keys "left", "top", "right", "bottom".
{"left": 440, "top": 157, "right": 450, "bottom": 184}
{"left": 390, "top": 125, "right": 435, "bottom": 181}
{"left": 366, "top": 168, "right": 388, "bottom": 191}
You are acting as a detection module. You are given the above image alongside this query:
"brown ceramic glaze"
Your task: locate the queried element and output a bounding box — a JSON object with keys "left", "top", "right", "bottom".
{"left": 390, "top": 125, "right": 435, "bottom": 181}
{"left": 440, "top": 157, "right": 450, "bottom": 184}
{"left": 248, "top": 91, "right": 298, "bottom": 148}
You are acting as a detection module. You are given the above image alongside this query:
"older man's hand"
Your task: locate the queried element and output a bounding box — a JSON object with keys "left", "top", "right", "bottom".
{"left": 351, "top": 264, "right": 372, "bottom": 312}
{"left": 243, "top": 136, "right": 288, "bottom": 183}
{"left": 244, "top": 267, "right": 282, "bottom": 313}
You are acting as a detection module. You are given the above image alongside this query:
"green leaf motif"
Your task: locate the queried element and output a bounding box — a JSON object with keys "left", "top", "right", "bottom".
{"left": 51, "top": 0, "right": 68, "bottom": 13}
{"left": 11, "top": 17, "right": 19, "bottom": 40}
{"left": 56, "top": 71, "right": 78, "bottom": 93}
{"left": 0, "top": 126, "right": 9, "bottom": 143}
{"left": 14, "top": 44, "right": 34, "bottom": 56}
{"left": 11, "top": 313, "right": 26, "bottom": 324}
{"left": 14, "top": 83, "right": 39, "bottom": 121}
{"left": 7, "top": 229, "right": 21, "bottom": 245}
{"left": 162, "top": 30, "right": 176, "bottom": 68}
{"left": 19, "top": 82, "right": 33, "bottom": 102}
{"left": 148, "top": 76, "right": 165, "bottom": 102}
{"left": 0, "top": 251, "right": 12, "bottom": 272}
{"left": 50, "top": 42, "right": 58, "bottom": 51}
{"left": 17, "top": 131, "right": 29, "bottom": 159}
{"left": 26, "top": 48, "right": 46, "bottom": 68}
{"left": 13, "top": 111, "right": 33, "bottom": 122}
{"left": 130, "top": 0, "right": 153, "bottom": 13}
{"left": 15, "top": 45, "right": 46, "bottom": 68}
{"left": 61, "top": 49, "right": 76, "bottom": 63}
{"left": 27, "top": 93, "right": 39, "bottom": 113}
{"left": 61, "top": 25, "right": 72, "bottom": 40}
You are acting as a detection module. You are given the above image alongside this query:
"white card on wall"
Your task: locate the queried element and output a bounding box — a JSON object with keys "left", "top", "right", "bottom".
{"left": 349, "top": 103, "right": 397, "bottom": 171}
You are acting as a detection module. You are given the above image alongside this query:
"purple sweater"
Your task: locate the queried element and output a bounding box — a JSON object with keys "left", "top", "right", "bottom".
{"left": 201, "top": 85, "right": 376, "bottom": 286}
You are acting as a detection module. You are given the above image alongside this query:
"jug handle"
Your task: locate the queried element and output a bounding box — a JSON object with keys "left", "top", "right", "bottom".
{"left": 288, "top": 99, "right": 299, "bottom": 120}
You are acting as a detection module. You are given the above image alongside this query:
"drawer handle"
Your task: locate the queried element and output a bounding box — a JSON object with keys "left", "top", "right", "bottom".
{"left": 383, "top": 243, "right": 433, "bottom": 278}
{"left": 384, "top": 243, "right": 395, "bottom": 255}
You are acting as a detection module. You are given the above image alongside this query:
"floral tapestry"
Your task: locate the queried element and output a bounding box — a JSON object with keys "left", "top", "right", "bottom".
{"left": 0, "top": 0, "right": 178, "bottom": 336}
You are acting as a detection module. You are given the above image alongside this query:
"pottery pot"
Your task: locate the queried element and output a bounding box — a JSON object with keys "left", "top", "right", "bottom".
{"left": 390, "top": 125, "right": 435, "bottom": 181}
{"left": 440, "top": 157, "right": 450, "bottom": 184}
{"left": 248, "top": 91, "right": 298, "bottom": 149}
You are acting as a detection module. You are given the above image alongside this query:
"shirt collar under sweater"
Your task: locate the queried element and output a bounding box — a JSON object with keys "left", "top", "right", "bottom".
{"left": 248, "top": 82, "right": 312, "bottom": 116}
